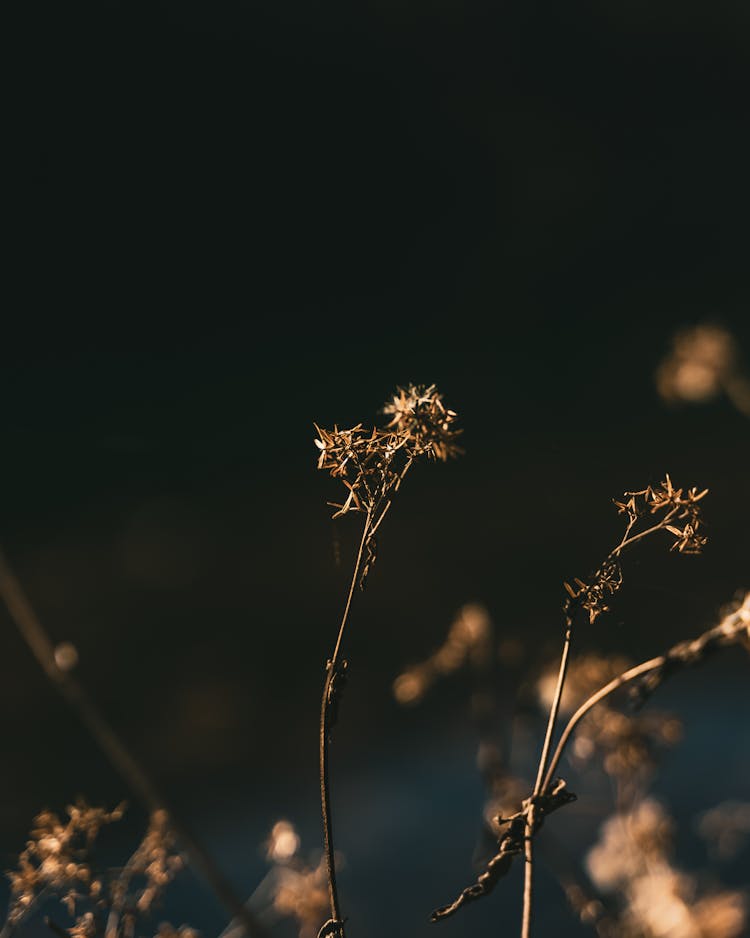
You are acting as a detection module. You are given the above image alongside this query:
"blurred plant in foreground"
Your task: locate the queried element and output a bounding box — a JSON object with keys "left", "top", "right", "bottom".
{"left": 586, "top": 798, "right": 747, "bottom": 938}
{"left": 221, "top": 822, "right": 332, "bottom": 938}
{"left": 2, "top": 802, "right": 193, "bottom": 938}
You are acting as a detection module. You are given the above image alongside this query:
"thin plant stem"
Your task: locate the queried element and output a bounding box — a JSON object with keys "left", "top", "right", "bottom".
{"left": 0, "top": 550, "right": 267, "bottom": 938}
{"left": 522, "top": 615, "right": 573, "bottom": 938}
{"left": 521, "top": 834, "right": 533, "bottom": 938}
{"left": 532, "top": 619, "right": 574, "bottom": 796}
{"left": 319, "top": 511, "right": 372, "bottom": 930}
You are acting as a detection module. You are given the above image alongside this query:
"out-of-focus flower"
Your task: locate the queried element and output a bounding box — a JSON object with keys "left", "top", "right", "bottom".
{"left": 656, "top": 323, "right": 738, "bottom": 403}
{"left": 537, "top": 653, "right": 632, "bottom": 717}
{"left": 272, "top": 860, "right": 329, "bottom": 938}
{"left": 265, "top": 820, "right": 301, "bottom": 863}
{"left": 251, "top": 820, "right": 332, "bottom": 938}
{"left": 7, "top": 800, "right": 126, "bottom": 925}
{"left": 587, "top": 798, "right": 747, "bottom": 938}
{"left": 54, "top": 641, "right": 79, "bottom": 671}
{"left": 393, "top": 604, "right": 493, "bottom": 705}
{"left": 536, "top": 654, "right": 681, "bottom": 784}
{"left": 655, "top": 322, "right": 750, "bottom": 417}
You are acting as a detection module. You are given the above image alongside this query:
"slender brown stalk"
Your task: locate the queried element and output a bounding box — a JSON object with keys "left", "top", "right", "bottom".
{"left": 521, "top": 834, "right": 534, "bottom": 938}
{"left": 319, "top": 512, "right": 372, "bottom": 934}
{"left": 0, "top": 550, "right": 266, "bottom": 938}
{"left": 522, "top": 616, "right": 574, "bottom": 938}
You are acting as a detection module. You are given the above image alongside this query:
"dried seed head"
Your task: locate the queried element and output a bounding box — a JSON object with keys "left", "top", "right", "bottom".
{"left": 567, "top": 476, "right": 708, "bottom": 624}
{"left": 314, "top": 384, "right": 462, "bottom": 520}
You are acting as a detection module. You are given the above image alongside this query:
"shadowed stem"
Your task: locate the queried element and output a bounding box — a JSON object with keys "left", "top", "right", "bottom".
{"left": 521, "top": 834, "right": 534, "bottom": 938}
{"left": 522, "top": 615, "right": 574, "bottom": 938}
{"left": 0, "top": 550, "right": 267, "bottom": 938}
{"left": 320, "top": 511, "right": 372, "bottom": 933}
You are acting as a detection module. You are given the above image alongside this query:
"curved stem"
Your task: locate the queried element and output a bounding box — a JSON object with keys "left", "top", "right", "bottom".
{"left": 542, "top": 655, "right": 663, "bottom": 794}
{"left": 319, "top": 512, "right": 372, "bottom": 929}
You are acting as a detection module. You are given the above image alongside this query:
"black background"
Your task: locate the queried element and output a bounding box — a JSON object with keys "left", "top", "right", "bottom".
{"left": 5, "top": 1, "right": 750, "bottom": 936}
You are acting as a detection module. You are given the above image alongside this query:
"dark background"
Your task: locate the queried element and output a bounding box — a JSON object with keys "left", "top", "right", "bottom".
{"left": 5, "top": 1, "right": 750, "bottom": 936}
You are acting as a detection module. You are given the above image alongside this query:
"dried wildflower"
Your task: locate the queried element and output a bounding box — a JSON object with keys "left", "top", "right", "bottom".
{"left": 315, "top": 386, "right": 462, "bottom": 938}
{"left": 566, "top": 476, "right": 708, "bottom": 624}
{"left": 315, "top": 383, "right": 461, "bottom": 524}
{"left": 381, "top": 384, "right": 462, "bottom": 461}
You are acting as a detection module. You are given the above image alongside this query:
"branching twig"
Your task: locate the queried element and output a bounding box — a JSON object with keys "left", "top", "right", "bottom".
{"left": 430, "top": 476, "right": 708, "bottom": 937}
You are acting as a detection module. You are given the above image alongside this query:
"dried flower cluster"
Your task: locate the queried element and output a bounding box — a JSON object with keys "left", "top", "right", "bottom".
{"left": 314, "top": 383, "right": 461, "bottom": 522}
{"left": 565, "top": 475, "right": 708, "bottom": 625}
{"left": 314, "top": 385, "right": 463, "bottom": 938}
